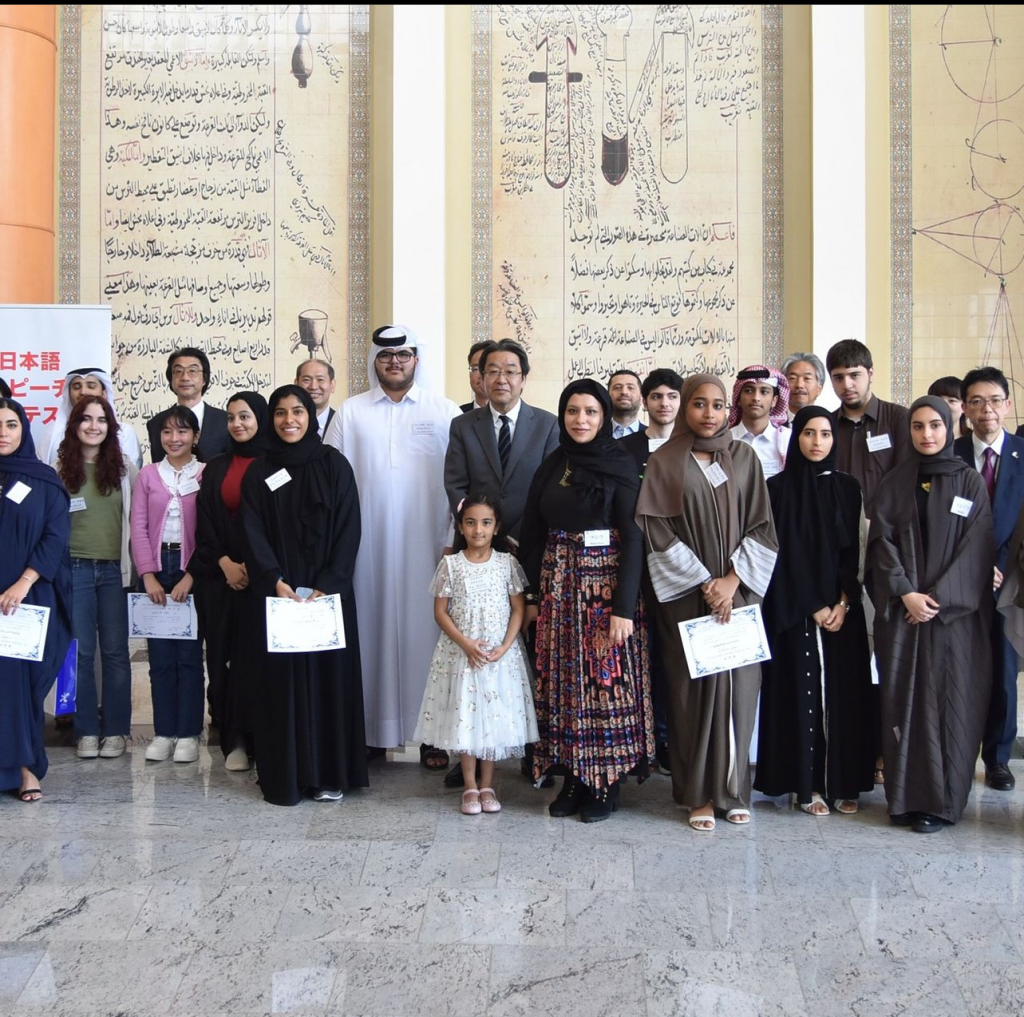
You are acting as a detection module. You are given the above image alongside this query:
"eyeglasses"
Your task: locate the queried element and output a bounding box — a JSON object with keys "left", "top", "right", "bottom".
{"left": 967, "top": 396, "right": 1007, "bottom": 409}
{"left": 376, "top": 350, "right": 414, "bottom": 364}
{"left": 171, "top": 366, "right": 203, "bottom": 378}
{"left": 469, "top": 365, "right": 481, "bottom": 374}
{"left": 484, "top": 368, "right": 522, "bottom": 380}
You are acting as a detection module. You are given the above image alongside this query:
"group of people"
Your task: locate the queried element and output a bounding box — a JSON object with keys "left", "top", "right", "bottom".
{"left": 1, "top": 334, "right": 1020, "bottom": 836}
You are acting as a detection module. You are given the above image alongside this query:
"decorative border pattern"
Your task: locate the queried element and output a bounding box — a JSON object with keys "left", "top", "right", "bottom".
{"left": 470, "top": 5, "right": 784, "bottom": 361}
{"left": 889, "top": 5, "right": 913, "bottom": 405}
{"left": 57, "top": 4, "right": 82, "bottom": 303}
{"left": 348, "top": 4, "right": 371, "bottom": 394}
{"left": 470, "top": 5, "right": 493, "bottom": 343}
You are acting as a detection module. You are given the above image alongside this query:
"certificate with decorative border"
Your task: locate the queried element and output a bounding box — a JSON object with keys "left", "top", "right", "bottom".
{"left": 127, "top": 594, "right": 199, "bottom": 640}
{"left": 679, "top": 604, "right": 771, "bottom": 679}
{"left": 0, "top": 604, "right": 50, "bottom": 662}
{"left": 266, "top": 594, "right": 346, "bottom": 653}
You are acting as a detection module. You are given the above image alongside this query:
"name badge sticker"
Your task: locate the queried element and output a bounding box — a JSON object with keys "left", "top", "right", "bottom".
{"left": 178, "top": 478, "right": 200, "bottom": 497}
{"left": 413, "top": 422, "right": 435, "bottom": 436}
{"left": 265, "top": 468, "right": 292, "bottom": 492}
{"left": 866, "top": 433, "right": 893, "bottom": 453}
{"left": 950, "top": 496, "right": 974, "bottom": 518}
{"left": 705, "top": 462, "right": 729, "bottom": 488}
{"left": 69, "top": 497, "right": 87, "bottom": 513}
{"left": 5, "top": 481, "right": 31, "bottom": 504}
{"left": 648, "top": 438, "right": 668, "bottom": 453}
{"left": 584, "top": 529, "right": 610, "bottom": 548}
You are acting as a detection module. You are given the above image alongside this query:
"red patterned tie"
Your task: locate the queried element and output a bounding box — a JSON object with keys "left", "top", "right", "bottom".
{"left": 982, "top": 447, "right": 996, "bottom": 502}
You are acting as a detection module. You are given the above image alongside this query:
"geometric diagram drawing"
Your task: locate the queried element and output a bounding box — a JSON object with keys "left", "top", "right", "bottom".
{"left": 289, "top": 308, "right": 332, "bottom": 362}
{"left": 940, "top": 5, "right": 1024, "bottom": 104}
{"left": 915, "top": 202, "right": 1024, "bottom": 277}
{"left": 529, "top": 3, "right": 695, "bottom": 188}
{"left": 968, "top": 119, "right": 1024, "bottom": 199}
{"left": 291, "top": 6, "right": 314, "bottom": 88}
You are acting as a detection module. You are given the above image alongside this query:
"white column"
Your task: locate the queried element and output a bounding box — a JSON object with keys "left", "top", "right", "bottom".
{"left": 811, "top": 4, "right": 866, "bottom": 399}
{"left": 392, "top": 6, "right": 446, "bottom": 389}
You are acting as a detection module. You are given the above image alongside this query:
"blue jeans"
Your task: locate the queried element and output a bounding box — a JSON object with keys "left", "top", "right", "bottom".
{"left": 71, "top": 558, "right": 133, "bottom": 739}
{"left": 143, "top": 548, "right": 205, "bottom": 738}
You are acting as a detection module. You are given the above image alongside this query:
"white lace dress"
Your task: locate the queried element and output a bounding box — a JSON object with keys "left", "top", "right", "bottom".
{"left": 414, "top": 551, "right": 539, "bottom": 759}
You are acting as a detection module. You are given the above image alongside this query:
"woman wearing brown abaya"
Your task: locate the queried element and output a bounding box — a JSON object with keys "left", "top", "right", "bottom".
{"left": 636, "top": 375, "right": 777, "bottom": 831}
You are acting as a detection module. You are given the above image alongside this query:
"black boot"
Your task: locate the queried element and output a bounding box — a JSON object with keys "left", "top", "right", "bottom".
{"left": 580, "top": 782, "right": 620, "bottom": 824}
{"left": 548, "top": 776, "right": 585, "bottom": 817}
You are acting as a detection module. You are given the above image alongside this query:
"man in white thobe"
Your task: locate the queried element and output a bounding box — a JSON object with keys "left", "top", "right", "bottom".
{"left": 324, "top": 325, "right": 461, "bottom": 749}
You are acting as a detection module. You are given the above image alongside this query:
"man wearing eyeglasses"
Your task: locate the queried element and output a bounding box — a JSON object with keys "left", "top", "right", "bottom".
{"left": 955, "top": 366, "right": 1024, "bottom": 792}
{"left": 460, "top": 341, "right": 495, "bottom": 413}
{"left": 324, "top": 325, "right": 461, "bottom": 760}
{"left": 145, "top": 347, "right": 230, "bottom": 462}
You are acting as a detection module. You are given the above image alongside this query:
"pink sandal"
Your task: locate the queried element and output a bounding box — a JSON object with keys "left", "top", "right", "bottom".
{"left": 479, "top": 787, "right": 502, "bottom": 813}
{"left": 461, "top": 789, "right": 482, "bottom": 815}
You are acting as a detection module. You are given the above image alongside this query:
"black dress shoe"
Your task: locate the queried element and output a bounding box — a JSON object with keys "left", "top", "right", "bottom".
{"left": 889, "top": 812, "right": 918, "bottom": 827}
{"left": 548, "top": 776, "right": 585, "bottom": 818}
{"left": 986, "top": 763, "right": 1016, "bottom": 791}
{"left": 443, "top": 762, "right": 465, "bottom": 788}
{"left": 912, "top": 813, "right": 945, "bottom": 834}
{"left": 580, "top": 782, "right": 620, "bottom": 823}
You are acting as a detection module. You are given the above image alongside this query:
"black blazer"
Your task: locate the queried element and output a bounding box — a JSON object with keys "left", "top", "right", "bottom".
{"left": 147, "top": 403, "right": 231, "bottom": 463}
{"left": 445, "top": 401, "right": 560, "bottom": 541}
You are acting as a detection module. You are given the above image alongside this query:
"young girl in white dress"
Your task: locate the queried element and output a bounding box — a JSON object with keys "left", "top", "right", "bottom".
{"left": 415, "top": 494, "right": 539, "bottom": 815}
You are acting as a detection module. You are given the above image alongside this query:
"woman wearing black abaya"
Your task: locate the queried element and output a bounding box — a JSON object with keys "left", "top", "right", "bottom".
{"left": 192, "top": 392, "right": 269, "bottom": 771}
{"left": 868, "top": 396, "right": 994, "bottom": 833}
{"left": 754, "top": 406, "right": 875, "bottom": 815}
{"left": 241, "top": 385, "right": 368, "bottom": 805}
{"left": 0, "top": 398, "right": 72, "bottom": 801}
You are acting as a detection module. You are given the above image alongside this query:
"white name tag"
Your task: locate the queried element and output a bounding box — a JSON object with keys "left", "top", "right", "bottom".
{"left": 265, "top": 468, "right": 292, "bottom": 491}
{"left": 866, "top": 433, "right": 892, "bottom": 453}
{"left": 5, "top": 481, "right": 31, "bottom": 504}
{"left": 178, "top": 478, "right": 200, "bottom": 497}
{"left": 584, "top": 529, "right": 610, "bottom": 548}
{"left": 648, "top": 438, "right": 667, "bottom": 453}
{"left": 413, "top": 422, "right": 435, "bottom": 436}
{"left": 69, "top": 497, "right": 87, "bottom": 513}
{"left": 705, "top": 462, "right": 728, "bottom": 488}
{"left": 950, "top": 496, "right": 974, "bottom": 518}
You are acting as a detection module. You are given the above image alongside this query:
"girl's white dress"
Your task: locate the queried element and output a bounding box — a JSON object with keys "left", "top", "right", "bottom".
{"left": 414, "top": 551, "right": 539, "bottom": 759}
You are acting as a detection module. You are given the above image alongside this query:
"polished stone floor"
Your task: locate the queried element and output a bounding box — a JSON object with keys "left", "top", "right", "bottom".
{"left": 2, "top": 736, "right": 1024, "bottom": 1017}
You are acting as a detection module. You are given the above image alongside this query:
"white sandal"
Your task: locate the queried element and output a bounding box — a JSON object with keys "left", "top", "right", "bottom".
{"left": 798, "top": 793, "right": 830, "bottom": 816}
{"left": 725, "top": 808, "right": 751, "bottom": 825}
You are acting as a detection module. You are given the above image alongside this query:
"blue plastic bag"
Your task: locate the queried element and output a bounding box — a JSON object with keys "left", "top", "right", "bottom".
{"left": 55, "top": 639, "right": 78, "bottom": 716}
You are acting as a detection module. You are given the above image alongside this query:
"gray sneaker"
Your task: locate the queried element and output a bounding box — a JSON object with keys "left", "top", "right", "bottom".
{"left": 76, "top": 736, "right": 100, "bottom": 759}
{"left": 99, "top": 735, "right": 127, "bottom": 758}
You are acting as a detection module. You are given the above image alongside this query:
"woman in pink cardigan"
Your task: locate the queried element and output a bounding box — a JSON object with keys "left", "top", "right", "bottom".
{"left": 131, "top": 406, "right": 206, "bottom": 763}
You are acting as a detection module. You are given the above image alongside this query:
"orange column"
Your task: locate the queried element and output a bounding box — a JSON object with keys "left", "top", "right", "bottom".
{"left": 0, "top": 6, "right": 56, "bottom": 303}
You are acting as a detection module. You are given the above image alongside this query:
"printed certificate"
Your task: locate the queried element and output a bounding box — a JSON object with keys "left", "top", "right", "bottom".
{"left": 266, "top": 594, "right": 345, "bottom": 653}
{"left": 127, "top": 594, "right": 199, "bottom": 640}
{"left": 678, "top": 604, "right": 771, "bottom": 679}
{"left": 0, "top": 604, "right": 50, "bottom": 662}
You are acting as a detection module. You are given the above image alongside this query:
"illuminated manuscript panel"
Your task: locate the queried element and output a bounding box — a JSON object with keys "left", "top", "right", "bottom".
{"left": 60, "top": 5, "right": 369, "bottom": 451}
{"left": 472, "top": 4, "right": 783, "bottom": 412}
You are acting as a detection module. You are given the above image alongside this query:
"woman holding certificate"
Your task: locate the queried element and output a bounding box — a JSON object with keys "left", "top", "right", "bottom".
{"left": 520, "top": 379, "right": 652, "bottom": 824}
{"left": 753, "top": 406, "right": 875, "bottom": 815}
{"left": 192, "top": 392, "right": 269, "bottom": 772}
{"left": 0, "top": 398, "right": 72, "bottom": 802}
{"left": 636, "top": 374, "right": 778, "bottom": 831}
{"left": 241, "top": 385, "right": 368, "bottom": 806}
{"left": 868, "top": 396, "right": 994, "bottom": 834}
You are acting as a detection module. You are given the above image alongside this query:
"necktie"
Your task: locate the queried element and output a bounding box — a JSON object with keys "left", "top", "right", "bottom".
{"left": 982, "top": 447, "right": 996, "bottom": 502}
{"left": 498, "top": 415, "right": 511, "bottom": 473}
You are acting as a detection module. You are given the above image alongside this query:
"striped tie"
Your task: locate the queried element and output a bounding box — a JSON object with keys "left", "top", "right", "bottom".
{"left": 498, "top": 415, "right": 511, "bottom": 473}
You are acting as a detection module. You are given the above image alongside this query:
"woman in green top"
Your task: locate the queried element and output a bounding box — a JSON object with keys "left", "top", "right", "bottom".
{"left": 56, "top": 394, "right": 138, "bottom": 759}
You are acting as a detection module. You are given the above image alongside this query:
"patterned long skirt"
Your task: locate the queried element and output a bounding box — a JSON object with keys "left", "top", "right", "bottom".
{"left": 532, "top": 529, "right": 654, "bottom": 797}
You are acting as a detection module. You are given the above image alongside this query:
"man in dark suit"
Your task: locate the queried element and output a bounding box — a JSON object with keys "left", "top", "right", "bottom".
{"left": 955, "top": 366, "right": 1024, "bottom": 790}
{"left": 295, "top": 358, "right": 336, "bottom": 438}
{"left": 459, "top": 341, "right": 494, "bottom": 414}
{"left": 608, "top": 369, "right": 647, "bottom": 439}
{"left": 146, "top": 348, "right": 230, "bottom": 463}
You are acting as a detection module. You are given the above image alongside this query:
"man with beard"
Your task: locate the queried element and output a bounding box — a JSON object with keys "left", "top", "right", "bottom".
{"left": 608, "top": 369, "right": 646, "bottom": 439}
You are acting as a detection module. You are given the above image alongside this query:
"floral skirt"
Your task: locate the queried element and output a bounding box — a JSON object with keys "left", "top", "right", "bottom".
{"left": 533, "top": 529, "right": 653, "bottom": 796}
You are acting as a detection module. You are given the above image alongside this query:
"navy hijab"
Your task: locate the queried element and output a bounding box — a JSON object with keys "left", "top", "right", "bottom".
{"left": 0, "top": 399, "right": 70, "bottom": 499}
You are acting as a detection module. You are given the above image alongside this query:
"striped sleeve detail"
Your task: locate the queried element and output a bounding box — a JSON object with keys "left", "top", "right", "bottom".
{"left": 647, "top": 541, "right": 712, "bottom": 602}
{"left": 731, "top": 537, "right": 778, "bottom": 598}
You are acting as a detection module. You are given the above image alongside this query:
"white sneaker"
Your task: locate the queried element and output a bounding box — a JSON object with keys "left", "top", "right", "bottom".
{"left": 145, "top": 736, "right": 176, "bottom": 761}
{"left": 173, "top": 737, "right": 200, "bottom": 763}
{"left": 225, "top": 746, "right": 251, "bottom": 771}
{"left": 99, "top": 735, "right": 127, "bottom": 758}
{"left": 76, "top": 736, "right": 100, "bottom": 759}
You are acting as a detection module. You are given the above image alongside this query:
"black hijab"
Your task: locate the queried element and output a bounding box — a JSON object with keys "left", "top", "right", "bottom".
{"left": 910, "top": 395, "right": 965, "bottom": 476}
{"left": 266, "top": 385, "right": 331, "bottom": 467}
{"left": 766, "top": 405, "right": 854, "bottom": 633}
{"left": 0, "top": 398, "right": 70, "bottom": 497}
{"left": 556, "top": 379, "right": 640, "bottom": 500}
{"left": 226, "top": 391, "right": 270, "bottom": 458}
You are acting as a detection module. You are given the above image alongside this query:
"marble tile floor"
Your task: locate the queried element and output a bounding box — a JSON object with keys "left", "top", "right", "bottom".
{"left": 2, "top": 747, "right": 1024, "bottom": 1016}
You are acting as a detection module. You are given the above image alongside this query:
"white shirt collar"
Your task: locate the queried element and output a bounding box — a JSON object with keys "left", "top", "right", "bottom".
{"left": 316, "top": 407, "right": 331, "bottom": 431}
{"left": 490, "top": 399, "right": 523, "bottom": 426}
{"left": 183, "top": 399, "right": 206, "bottom": 429}
{"left": 372, "top": 381, "right": 421, "bottom": 405}
{"left": 973, "top": 429, "right": 1006, "bottom": 458}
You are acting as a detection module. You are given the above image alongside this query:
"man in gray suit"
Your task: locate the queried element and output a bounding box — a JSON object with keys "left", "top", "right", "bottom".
{"left": 445, "top": 338, "right": 559, "bottom": 548}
